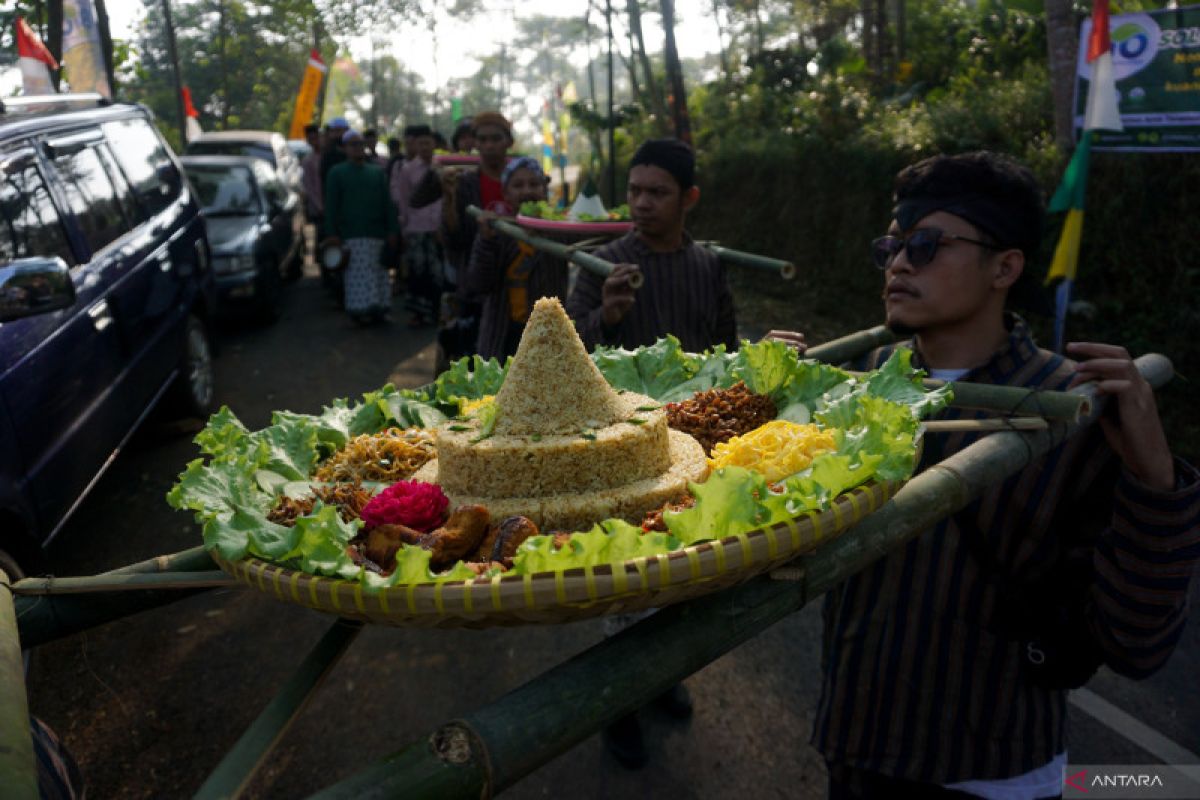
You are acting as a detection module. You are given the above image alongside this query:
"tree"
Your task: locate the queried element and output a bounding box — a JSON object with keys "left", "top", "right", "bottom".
{"left": 659, "top": 0, "right": 691, "bottom": 142}
{"left": 1044, "top": 0, "right": 1078, "bottom": 149}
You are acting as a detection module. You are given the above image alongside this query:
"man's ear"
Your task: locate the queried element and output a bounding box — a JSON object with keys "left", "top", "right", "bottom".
{"left": 992, "top": 248, "right": 1024, "bottom": 290}
{"left": 682, "top": 185, "right": 700, "bottom": 213}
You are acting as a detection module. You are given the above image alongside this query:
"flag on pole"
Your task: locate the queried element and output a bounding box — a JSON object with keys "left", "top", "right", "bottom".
{"left": 182, "top": 86, "right": 203, "bottom": 143}
{"left": 1045, "top": 0, "right": 1123, "bottom": 352}
{"left": 16, "top": 17, "right": 58, "bottom": 95}
{"left": 62, "top": 0, "right": 112, "bottom": 98}
{"left": 541, "top": 103, "right": 554, "bottom": 175}
{"left": 287, "top": 50, "right": 328, "bottom": 140}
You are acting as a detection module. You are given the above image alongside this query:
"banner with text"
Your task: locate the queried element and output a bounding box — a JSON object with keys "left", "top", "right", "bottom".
{"left": 62, "top": 0, "right": 111, "bottom": 98}
{"left": 1073, "top": 5, "right": 1200, "bottom": 151}
{"left": 288, "top": 50, "right": 328, "bottom": 140}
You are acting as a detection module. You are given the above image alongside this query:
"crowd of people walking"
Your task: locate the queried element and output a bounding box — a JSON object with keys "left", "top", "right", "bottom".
{"left": 297, "top": 111, "right": 735, "bottom": 376}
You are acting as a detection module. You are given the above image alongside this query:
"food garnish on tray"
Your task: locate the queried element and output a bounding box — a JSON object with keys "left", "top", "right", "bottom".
{"left": 169, "top": 299, "right": 950, "bottom": 609}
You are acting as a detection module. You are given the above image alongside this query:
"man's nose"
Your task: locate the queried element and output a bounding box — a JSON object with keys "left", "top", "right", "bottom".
{"left": 886, "top": 247, "right": 914, "bottom": 275}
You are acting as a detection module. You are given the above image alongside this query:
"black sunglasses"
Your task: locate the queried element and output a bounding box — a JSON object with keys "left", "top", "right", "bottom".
{"left": 871, "top": 228, "right": 1004, "bottom": 270}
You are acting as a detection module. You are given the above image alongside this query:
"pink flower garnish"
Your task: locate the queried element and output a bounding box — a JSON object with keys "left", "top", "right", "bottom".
{"left": 360, "top": 481, "right": 449, "bottom": 532}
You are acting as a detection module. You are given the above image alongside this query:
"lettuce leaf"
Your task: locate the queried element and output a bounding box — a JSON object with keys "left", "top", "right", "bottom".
{"left": 432, "top": 355, "right": 509, "bottom": 409}
{"left": 663, "top": 467, "right": 775, "bottom": 543}
{"left": 861, "top": 349, "right": 952, "bottom": 418}
{"left": 513, "top": 519, "right": 679, "bottom": 574}
{"left": 591, "top": 336, "right": 702, "bottom": 398}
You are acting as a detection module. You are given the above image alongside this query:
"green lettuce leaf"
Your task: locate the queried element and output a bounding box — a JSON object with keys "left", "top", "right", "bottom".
{"left": 862, "top": 349, "right": 952, "bottom": 419}
{"left": 664, "top": 467, "right": 777, "bottom": 543}
{"left": 433, "top": 355, "right": 509, "bottom": 408}
{"left": 728, "top": 339, "right": 854, "bottom": 412}
{"left": 591, "top": 336, "right": 701, "bottom": 399}
{"left": 282, "top": 503, "right": 359, "bottom": 574}
{"left": 656, "top": 349, "right": 736, "bottom": 403}
{"left": 513, "top": 519, "right": 679, "bottom": 573}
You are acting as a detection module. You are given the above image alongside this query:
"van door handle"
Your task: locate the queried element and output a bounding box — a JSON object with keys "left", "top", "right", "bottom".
{"left": 88, "top": 300, "right": 114, "bottom": 332}
{"left": 158, "top": 253, "right": 172, "bottom": 272}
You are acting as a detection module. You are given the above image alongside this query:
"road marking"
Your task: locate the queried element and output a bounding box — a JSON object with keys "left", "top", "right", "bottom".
{"left": 1070, "top": 687, "right": 1200, "bottom": 765}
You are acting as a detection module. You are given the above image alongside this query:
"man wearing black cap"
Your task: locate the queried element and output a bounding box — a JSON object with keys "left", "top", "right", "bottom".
{"left": 772, "top": 151, "right": 1200, "bottom": 798}
{"left": 566, "top": 138, "right": 737, "bottom": 354}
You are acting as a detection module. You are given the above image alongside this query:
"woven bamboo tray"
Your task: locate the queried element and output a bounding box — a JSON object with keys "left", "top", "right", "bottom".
{"left": 209, "top": 479, "right": 901, "bottom": 629}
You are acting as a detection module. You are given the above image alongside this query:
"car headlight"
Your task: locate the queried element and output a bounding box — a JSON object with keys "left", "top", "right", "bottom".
{"left": 212, "top": 254, "right": 256, "bottom": 274}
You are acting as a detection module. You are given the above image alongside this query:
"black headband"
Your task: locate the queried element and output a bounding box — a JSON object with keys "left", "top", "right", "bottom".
{"left": 894, "top": 193, "right": 1033, "bottom": 255}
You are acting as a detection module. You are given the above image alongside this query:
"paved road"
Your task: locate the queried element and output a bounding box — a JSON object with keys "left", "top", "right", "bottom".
{"left": 22, "top": 269, "right": 1200, "bottom": 798}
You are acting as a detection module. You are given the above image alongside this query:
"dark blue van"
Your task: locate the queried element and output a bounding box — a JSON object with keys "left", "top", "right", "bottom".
{"left": 0, "top": 95, "right": 217, "bottom": 579}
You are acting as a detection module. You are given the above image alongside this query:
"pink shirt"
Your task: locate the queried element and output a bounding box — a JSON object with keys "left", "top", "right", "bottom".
{"left": 391, "top": 158, "right": 442, "bottom": 234}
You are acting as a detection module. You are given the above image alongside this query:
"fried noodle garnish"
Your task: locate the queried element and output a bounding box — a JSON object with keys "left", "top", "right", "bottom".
{"left": 313, "top": 427, "right": 435, "bottom": 483}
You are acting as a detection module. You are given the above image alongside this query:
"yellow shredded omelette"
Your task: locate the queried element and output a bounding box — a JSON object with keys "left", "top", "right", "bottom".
{"left": 460, "top": 395, "right": 495, "bottom": 416}
{"left": 707, "top": 420, "right": 837, "bottom": 483}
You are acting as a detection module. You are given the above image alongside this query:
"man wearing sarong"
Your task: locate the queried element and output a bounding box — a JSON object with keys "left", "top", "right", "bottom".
{"left": 392, "top": 124, "right": 443, "bottom": 326}
{"left": 565, "top": 138, "right": 737, "bottom": 354}
{"left": 772, "top": 151, "right": 1200, "bottom": 799}
{"left": 465, "top": 157, "right": 568, "bottom": 359}
{"left": 324, "top": 129, "right": 400, "bottom": 325}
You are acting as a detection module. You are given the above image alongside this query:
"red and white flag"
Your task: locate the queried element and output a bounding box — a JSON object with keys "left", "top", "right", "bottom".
{"left": 182, "top": 86, "right": 203, "bottom": 142}
{"left": 16, "top": 17, "right": 58, "bottom": 96}
{"left": 1083, "top": 0, "right": 1123, "bottom": 132}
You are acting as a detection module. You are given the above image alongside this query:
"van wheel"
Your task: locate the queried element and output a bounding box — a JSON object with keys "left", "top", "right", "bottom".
{"left": 167, "top": 315, "right": 216, "bottom": 419}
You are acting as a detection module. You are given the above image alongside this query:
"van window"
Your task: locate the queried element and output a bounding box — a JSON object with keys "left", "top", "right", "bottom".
{"left": 53, "top": 145, "right": 132, "bottom": 256}
{"left": 102, "top": 117, "right": 180, "bottom": 218}
{"left": 0, "top": 158, "right": 75, "bottom": 268}
{"left": 96, "top": 144, "right": 140, "bottom": 225}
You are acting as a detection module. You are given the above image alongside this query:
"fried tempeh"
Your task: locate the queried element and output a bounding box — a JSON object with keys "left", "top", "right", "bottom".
{"left": 421, "top": 504, "right": 492, "bottom": 570}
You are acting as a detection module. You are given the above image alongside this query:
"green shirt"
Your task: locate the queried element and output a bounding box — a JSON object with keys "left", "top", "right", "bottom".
{"left": 324, "top": 161, "right": 399, "bottom": 240}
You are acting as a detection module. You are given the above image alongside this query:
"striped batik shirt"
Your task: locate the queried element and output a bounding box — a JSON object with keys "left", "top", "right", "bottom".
{"left": 813, "top": 314, "right": 1200, "bottom": 784}
{"left": 464, "top": 233, "right": 569, "bottom": 359}
{"left": 565, "top": 231, "right": 738, "bottom": 353}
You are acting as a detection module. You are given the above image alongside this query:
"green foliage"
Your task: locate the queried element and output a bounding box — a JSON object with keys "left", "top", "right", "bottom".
{"left": 675, "top": 0, "right": 1199, "bottom": 459}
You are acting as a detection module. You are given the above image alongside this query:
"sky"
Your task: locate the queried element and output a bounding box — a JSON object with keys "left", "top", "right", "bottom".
{"left": 3, "top": 0, "right": 722, "bottom": 136}
{"left": 99, "top": 0, "right": 723, "bottom": 85}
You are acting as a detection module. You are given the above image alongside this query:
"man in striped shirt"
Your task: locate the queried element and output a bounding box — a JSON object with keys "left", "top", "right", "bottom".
{"left": 797, "top": 152, "right": 1200, "bottom": 798}
{"left": 565, "top": 138, "right": 738, "bottom": 354}
{"left": 567, "top": 139, "right": 736, "bottom": 769}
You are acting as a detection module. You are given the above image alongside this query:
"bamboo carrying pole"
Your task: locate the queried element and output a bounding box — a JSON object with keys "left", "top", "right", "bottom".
{"left": 701, "top": 243, "right": 796, "bottom": 280}
{"left": 0, "top": 568, "right": 38, "bottom": 799}
{"left": 15, "top": 547, "right": 222, "bottom": 649}
{"left": 805, "top": 324, "right": 895, "bottom": 364}
{"left": 921, "top": 417, "right": 1049, "bottom": 433}
{"left": 10, "top": 571, "right": 236, "bottom": 595}
{"left": 308, "top": 355, "right": 1172, "bottom": 800}
{"left": 808, "top": 325, "right": 1090, "bottom": 422}
{"left": 934, "top": 379, "right": 1091, "bottom": 422}
{"left": 196, "top": 618, "right": 364, "bottom": 800}
{"left": 465, "top": 206, "right": 645, "bottom": 289}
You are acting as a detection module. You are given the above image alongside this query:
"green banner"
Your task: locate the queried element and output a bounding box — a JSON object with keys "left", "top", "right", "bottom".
{"left": 1073, "top": 5, "right": 1200, "bottom": 151}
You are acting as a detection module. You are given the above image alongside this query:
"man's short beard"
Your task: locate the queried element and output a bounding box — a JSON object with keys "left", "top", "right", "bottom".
{"left": 886, "top": 319, "right": 920, "bottom": 337}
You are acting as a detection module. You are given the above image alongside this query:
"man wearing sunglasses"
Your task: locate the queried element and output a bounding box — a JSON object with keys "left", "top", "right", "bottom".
{"left": 775, "top": 151, "right": 1199, "bottom": 799}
